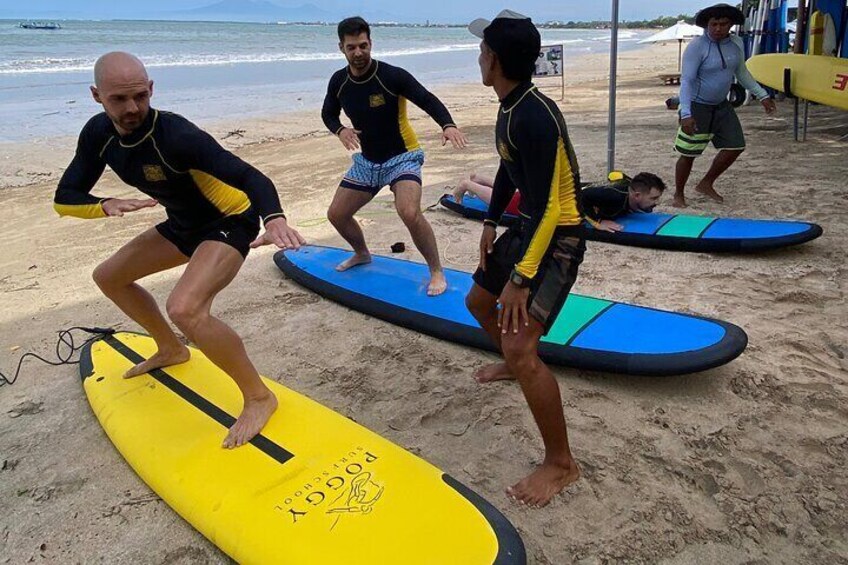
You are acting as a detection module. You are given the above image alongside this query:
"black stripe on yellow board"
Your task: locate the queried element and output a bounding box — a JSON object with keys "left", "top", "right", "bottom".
{"left": 97, "top": 334, "right": 295, "bottom": 465}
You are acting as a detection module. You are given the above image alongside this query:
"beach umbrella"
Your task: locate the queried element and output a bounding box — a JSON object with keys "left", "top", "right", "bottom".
{"left": 637, "top": 20, "right": 704, "bottom": 71}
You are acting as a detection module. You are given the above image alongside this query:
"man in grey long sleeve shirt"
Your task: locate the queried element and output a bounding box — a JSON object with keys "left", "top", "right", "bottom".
{"left": 673, "top": 3, "right": 776, "bottom": 207}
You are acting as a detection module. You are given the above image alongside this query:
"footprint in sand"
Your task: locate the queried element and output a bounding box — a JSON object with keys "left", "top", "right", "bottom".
{"left": 8, "top": 400, "right": 44, "bottom": 418}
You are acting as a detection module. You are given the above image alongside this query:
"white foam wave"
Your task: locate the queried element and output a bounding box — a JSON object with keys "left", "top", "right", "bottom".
{"left": 589, "top": 30, "right": 640, "bottom": 41}
{"left": 0, "top": 43, "right": 482, "bottom": 75}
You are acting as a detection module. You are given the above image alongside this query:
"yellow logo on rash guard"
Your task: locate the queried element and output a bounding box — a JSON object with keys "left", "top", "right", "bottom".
{"left": 143, "top": 165, "right": 167, "bottom": 182}
{"left": 497, "top": 138, "right": 513, "bottom": 162}
{"left": 369, "top": 94, "right": 386, "bottom": 107}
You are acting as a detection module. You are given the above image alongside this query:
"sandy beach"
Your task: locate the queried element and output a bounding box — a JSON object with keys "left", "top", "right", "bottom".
{"left": 1, "top": 41, "right": 847, "bottom": 564}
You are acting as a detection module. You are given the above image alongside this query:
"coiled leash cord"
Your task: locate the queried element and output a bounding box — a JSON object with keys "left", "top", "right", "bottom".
{"left": 0, "top": 326, "right": 115, "bottom": 387}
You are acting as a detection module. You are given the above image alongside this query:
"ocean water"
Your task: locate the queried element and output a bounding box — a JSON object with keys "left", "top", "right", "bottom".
{"left": 0, "top": 20, "right": 649, "bottom": 142}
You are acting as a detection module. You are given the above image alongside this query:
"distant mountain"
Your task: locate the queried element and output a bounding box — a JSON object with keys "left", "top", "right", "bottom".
{"left": 171, "top": 0, "right": 333, "bottom": 22}
{"left": 1, "top": 0, "right": 445, "bottom": 25}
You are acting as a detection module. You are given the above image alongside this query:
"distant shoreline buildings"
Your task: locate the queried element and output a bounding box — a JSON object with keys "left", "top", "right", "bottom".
{"left": 8, "top": 15, "right": 692, "bottom": 30}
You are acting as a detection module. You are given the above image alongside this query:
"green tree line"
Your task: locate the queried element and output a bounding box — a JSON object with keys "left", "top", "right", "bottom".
{"left": 539, "top": 14, "right": 694, "bottom": 29}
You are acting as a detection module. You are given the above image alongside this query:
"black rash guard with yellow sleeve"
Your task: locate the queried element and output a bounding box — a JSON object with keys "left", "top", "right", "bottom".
{"left": 580, "top": 183, "right": 630, "bottom": 227}
{"left": 321, "top": 60, "right": 457, "bottom": 164}
{"left": 486, "top": 82, "right": 583, "bottom": 280}
{"left": 53, "top": 109, "right": 284, "bottom": 230}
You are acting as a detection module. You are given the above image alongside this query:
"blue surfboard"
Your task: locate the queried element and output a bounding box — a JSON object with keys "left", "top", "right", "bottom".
{"left": 439, "top": 193, "right": 822, "bottom": 253}
{"left": 274, "top": 246, "right": 747, "bottom": 376}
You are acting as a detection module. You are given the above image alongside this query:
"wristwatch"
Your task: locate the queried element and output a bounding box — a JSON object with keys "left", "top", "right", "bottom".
{"left": 509, "top": 269, "right": 531, "bottom": 288}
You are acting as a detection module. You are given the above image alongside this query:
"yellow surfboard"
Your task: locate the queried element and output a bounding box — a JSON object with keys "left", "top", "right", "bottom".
{"left": 808, "top": 10, "right": 825, "bottom": 55}
{"left": 747, "top": 53, "right": 848, "bottom": 110}
{"left": 81, "top": 332, "right": 525, "bottom": 564}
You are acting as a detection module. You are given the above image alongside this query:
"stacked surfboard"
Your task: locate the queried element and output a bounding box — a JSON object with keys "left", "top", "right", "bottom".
{"left": 747, "top": 53, "right": 848, "bottom": 110}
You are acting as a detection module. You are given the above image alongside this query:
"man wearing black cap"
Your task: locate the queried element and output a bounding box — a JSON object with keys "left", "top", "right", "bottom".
{"left": 673, "top": 3, "right": 776, "bottom": 207}
{"left": 465, "top": 9, "right": 584, "bottom": 507}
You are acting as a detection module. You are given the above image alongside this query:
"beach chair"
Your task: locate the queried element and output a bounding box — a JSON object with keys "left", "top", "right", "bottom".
{"left": 659, "top": 73, "right": 681, "bottom": 85}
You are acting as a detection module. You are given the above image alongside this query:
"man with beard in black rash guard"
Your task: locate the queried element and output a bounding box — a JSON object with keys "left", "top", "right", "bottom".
{"left": 322, "top": 16, "right": 468, "bottom": 296}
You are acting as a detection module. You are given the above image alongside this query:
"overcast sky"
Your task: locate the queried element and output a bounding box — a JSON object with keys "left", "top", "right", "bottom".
{"left": 1, "top": 0, "right": 710, "bottom": 23}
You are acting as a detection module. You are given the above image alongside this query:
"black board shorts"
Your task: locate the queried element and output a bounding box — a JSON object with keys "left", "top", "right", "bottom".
{"left": 473, "top": 224, "right": 585, "bottom": 333}
{"left": 156, "top": 210, "right": 260, "bottom": 258}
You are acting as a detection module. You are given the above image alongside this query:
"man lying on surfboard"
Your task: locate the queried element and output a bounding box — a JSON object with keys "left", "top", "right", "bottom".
{"left": 466, "top": 10, "right": 584, "bottom": 508}
{"left": 452, "top": 171, "right": 667, "bottom": 233}
{"left": 53, "top": 52, "right": 304, "bottom": 449}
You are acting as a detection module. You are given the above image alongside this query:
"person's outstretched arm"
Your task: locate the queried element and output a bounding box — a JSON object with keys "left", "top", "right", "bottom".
{"left": 53, "top": 117, "right": 156, "bottom": 219}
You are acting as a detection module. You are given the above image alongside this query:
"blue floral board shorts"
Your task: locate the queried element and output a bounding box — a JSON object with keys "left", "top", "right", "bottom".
{"left": 340, "top": 149, "right": 425, "bottom": 194}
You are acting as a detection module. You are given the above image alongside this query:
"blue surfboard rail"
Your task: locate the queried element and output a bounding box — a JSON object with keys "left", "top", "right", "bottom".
{"left": 438, "top": 193, "right": 822, "bottom": 253}
{"left": 274, "top": 246, "right": 748, "bottom": 376}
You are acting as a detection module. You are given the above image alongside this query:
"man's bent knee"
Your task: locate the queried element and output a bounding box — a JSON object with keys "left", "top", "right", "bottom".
{"left": 504, "top": 351, "right": 542, "bottom": 377}
{"left": 502, "top": 337, "right": 542, "bottom": 374}
{"left": 166, "top": 296, "right": 203, "bottom": 337}
{"left": 327, "top": 205, "right": 348, "bottom": 227}
{"left": 396, "top": 205, "right": 421, "bottom": 226}
{"left": 92, "top": 261, "right": 125, "bottom": 293}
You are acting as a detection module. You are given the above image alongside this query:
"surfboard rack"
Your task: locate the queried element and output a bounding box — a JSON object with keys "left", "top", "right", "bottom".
{"left": 783, "top": 67, "right": 811, "bottom": 142}
{"left": 783, "top": 67, "right": 796, "bottom": 99}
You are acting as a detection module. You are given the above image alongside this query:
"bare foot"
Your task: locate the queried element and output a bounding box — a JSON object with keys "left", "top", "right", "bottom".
{"left": 336, "top": 252, "right": 372, "bottom": 272}
{"left": 694, "top": 181, "right": 724, "bottom": 203}
{"left": 474, "top": 362, "right": 514, "bottom": 383}
{"left": 672, "top": 192, "right": 687, "bottom": 208}
{"left": 506, "top": 459, "right": 580, "bottom": 508}
{"left": 427, "top": 270, "right": 448, "bottom": 296}
{"left": 223, "top": 391, "right": 278, "bottom": 448}
{"left": 452, "top": 185, "right": 467, "bottom": 203}
{"left": 123, "top": 345, "right": 190, "bottom": 378}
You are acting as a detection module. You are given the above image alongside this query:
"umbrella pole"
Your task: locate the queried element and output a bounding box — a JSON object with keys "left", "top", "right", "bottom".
{"left": 678, "top": 39, "right": 683, "bottom": 72}
{"left": 607, "top": 0, "right": 619, "bottom": 174}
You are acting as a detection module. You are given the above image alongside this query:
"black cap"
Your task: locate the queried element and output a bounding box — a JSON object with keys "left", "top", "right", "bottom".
{"left": 695, "top": 3, "right": 744, "bottom": 28}
{"left": 468, "top": 9, "right": 541, "bottom": 77}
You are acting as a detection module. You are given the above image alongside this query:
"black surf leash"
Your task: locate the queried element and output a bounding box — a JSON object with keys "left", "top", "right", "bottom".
{"left": 0, "top": 326, "right": 115, "bottom": 387}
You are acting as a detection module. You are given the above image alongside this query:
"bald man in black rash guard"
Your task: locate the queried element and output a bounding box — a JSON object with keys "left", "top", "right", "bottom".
{"left": 54, "top": 52, "right": 305, "bottom": 449}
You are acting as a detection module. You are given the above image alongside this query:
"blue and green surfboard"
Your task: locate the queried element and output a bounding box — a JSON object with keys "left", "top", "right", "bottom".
{"left": 439, "top": 193, "right": 822, "bottom": 253}
{"left": 274, "top": 246, "right": 747, "bottom": 376}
